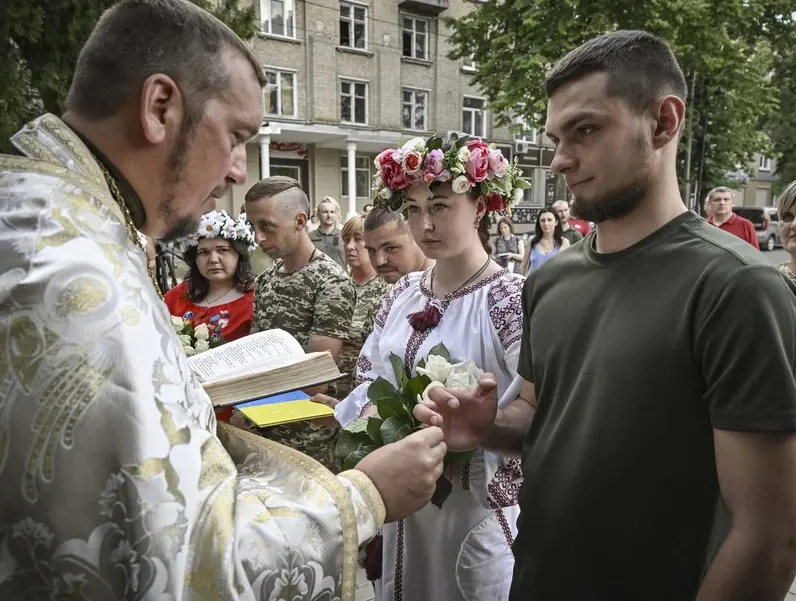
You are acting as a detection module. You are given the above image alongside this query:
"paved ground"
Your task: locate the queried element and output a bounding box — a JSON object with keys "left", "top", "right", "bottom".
{"left": 357, "top": 245, "right": 794, "bottom": 601}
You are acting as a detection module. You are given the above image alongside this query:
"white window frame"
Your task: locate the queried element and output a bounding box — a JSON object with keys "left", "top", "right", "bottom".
{"left": 401, "top": 88, "right": 429, "bottom": 132}
{"left": 340, "top": 78, "right": 369, "bottom": 125}
{"left": 401, "top": 15, "right": 429, "bottom": 61}
{"left": 513, "top": 115, "right": 538, "bottom": 145}
{"left": 263, "top": 67, "right": 297, "bottom": 117}
{"left": 462, "top": 54, "right": 477, "bottom": 72}
{"left": 758, "top": 155, "right": 772, "bottom": 172}
{"left": 341, "top": 155, "right": 372, "bottom": 198}
{"left": 462, "top": 96, "right": 487, "bottom": 138}
{"left": 339, "top": 1, "right": 368, "bottom": 50}
{"left": 260, "top": 0, "right": 296, "bottom": 39}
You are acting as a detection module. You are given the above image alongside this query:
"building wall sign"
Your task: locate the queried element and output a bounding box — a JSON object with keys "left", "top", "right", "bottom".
{"left": 269, "top": 142, "right": 308, "bottom": 159}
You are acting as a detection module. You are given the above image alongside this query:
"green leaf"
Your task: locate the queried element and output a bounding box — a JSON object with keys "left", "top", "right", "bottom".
{"left": 444, "top": 450, "right": 475, "bottom": 466}
{"left": 402, "top": 374, "right": 432, "bottom": 412}
{"left": 376, "top": 394, "right": 409, "bottom": 422}
{"left": 425, "top": 136, "right": 443, "bottom": 151}
{"left": 416, "top": 357, "right": 427, "bottom": 370}
{"left": 428, "top": 343, "right": 450, "bottom": 362}
{"left": 343, "top": 448, "right": 370, "bottom": 470}
{"left": 430, "top": 475, "right": 453, "bottom": 509}
{"left": 335, "top": 430, "right": 369, "bottom": 458}
{"left": 389, "top": 353, "right": 408, "bottom": 389}
{"left": 380, "top": 417, "right": 412, "bottom": 445}
{"left": 366, "top": 417, "right": 384, "bottom": 445}
{"left": 344, "top": 417, "right": 369, "bottom": 434}
{"left": 367, "top": 376, "right": 399, "bottom": 404}
{"left": 454, "top": 134, "right": 471, "bottom": 149}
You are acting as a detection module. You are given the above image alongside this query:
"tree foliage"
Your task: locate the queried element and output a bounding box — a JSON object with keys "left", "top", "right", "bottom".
{"left": 0, "top": 0, "right": 257, "bottom": 147}
{"left": 767, "top": 49, "right": 796, "bottom": 190}
{"left": 445, "top": 0, "right": 796, "bottom": 202}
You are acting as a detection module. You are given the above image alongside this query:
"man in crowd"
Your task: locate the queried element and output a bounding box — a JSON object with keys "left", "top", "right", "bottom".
{"left": 417, "top": 30, "right": 796, "bottom": 601}
{"left": 706, "top": 186, "right": 760, "bottom": 248}
{"left": 364, "top": 207, "right": 433, "bottom": 283}
{"left": 0, "top": 1, "right": 448, "bottom": 598}
{"left": 245, "top": 176, "right": 354, "bottom": 471}
{"left": 566, "top": 199, "right": 592, "bottom": 236}
{"left": 309, "top": 195, "right": 346, "bottom": 268}
{"left": 552, "top": 199, "right": 585, "bottom": 245}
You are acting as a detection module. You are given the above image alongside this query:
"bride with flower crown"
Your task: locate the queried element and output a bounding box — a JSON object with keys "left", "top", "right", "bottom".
{"left": 333, "top": 135, "right": 528, "bottom": 601}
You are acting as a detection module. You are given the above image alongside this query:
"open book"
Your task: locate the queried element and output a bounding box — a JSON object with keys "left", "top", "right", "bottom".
{"left": 188, "top": 329, "right": 345, "bottom": 408}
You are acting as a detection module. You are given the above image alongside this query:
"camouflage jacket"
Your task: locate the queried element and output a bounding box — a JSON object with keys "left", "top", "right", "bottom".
{"left": 252, "top": 250, "right": 355, "bottom": 345}
{"left": 251, "top": 250, "right": 355, "bottom": 472}
{"left": 337, "top": 276, "right": 392, "bottom": 399}
{"left": 308, "top": 227, "right": 347, "bottom": 269}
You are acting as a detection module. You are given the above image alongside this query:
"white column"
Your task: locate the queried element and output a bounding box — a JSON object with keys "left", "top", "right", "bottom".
{"left": 346, "top": 141, "right": 357, "bottom": 218}
{"left": 259, "top": 135, "right": 271, "bottom": 180}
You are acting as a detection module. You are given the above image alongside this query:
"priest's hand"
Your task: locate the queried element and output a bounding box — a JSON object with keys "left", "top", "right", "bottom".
{"left": 356, "top": 426, "right": 447, "bottom": 522}
{"left": 413, "top": 374, "right": 498, "bottom": 451}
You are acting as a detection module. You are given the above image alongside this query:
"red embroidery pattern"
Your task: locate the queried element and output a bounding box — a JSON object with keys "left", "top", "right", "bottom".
{"left": 487, "top": 275, "right": 524, "bottom": 350}
{"left": 394, "top": 519, "right": 405, "bottom": 601}
{"left": 353, "top": 374, "right": 374, "bottom": 388}
{"left": 487, "top": 459, "right": 523, "bottom": 508}
{"left": 461, "top": 462, "right": 471, "bottom": 490}
{"left": 374, "top": 275, "right": 414, "bottom": 329}
{"left": 494, "top": 507, "right": 514, "bottom": 546}
{"left": 356, "top": 355, "right": 373, "bottom": 376}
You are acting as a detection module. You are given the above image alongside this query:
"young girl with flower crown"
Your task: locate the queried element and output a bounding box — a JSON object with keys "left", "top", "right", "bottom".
{"left": 333, "top": 135, "right": 528, "bottom": 601}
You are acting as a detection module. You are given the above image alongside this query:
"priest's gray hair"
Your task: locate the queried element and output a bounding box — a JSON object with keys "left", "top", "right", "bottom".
{"left": 66, "top": 0, "right": 265, "bottom": 134}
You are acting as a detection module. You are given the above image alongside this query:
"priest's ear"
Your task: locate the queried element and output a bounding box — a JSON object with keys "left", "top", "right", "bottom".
{"left": 140, "top": 73, "right": 184, "bottom": 146}
{"left": 296, "top": 211, "right": 308, "bottom": 230}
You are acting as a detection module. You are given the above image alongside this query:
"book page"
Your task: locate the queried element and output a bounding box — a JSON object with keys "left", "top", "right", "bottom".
{"left": 188, "top": 329, "right": 304, "bottom": 382}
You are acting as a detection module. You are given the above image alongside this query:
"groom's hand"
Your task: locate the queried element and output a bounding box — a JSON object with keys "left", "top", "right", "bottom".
{"left": 413, "top": 374, "right": 499, "bottom": 451}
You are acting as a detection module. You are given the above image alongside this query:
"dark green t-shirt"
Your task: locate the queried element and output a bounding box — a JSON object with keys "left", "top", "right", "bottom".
{"left": 512, "top": 211, "right": 796, "bottom": 600}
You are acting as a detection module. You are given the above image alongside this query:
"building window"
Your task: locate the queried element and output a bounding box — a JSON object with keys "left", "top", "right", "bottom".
{"left": 339, "top": 1, "right": 367, "bottom": 49}
{"left": 260, "top": 0, "right": 295, "bottom": 38}
{"left": 402, "top": 17, "right": 428, "bottom": 61}
{"left": 462, "top": 97, "right": 486, "bottom": 137}
{"left": 402, "top": 88, "right": 428, "bottom": 131}
{"left": 462, "top": 55, "right": 476, "bottom": 71}
{"left": 758, "top": 155, "right": 772, "bottom": 172}
{"left": 341, "top": 155, "right": 371, "bottom": 198}
{"left": 263, "top": 69, "right": 296, "bottom": 117}
{"left": 513, "top": 116, "right": 538, "bottom": 145}
{"left": 341, "top": 80, "right": 368, "bottom": 125}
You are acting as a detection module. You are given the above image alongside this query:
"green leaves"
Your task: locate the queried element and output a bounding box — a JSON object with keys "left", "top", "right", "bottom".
{"left": 428, "top": 343, "right": 450, "bottom": 362}
{"left": 389, "top": 353, "right": 408, "bottom": 389}
{"left": 380, "top": 417, "right": 411, "bottom": 445}
{"left": 425, "top": 135, "right": 444, "bottom": 151}
{"left": 430, "top": 475, "right": 453, "bottom": 509}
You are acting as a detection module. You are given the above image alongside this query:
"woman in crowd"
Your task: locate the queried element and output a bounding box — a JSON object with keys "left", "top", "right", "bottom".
{"left": 520, "top": 207, "right": 570, "bottom": 275}
{"left": 336, "top": 215, "right": 391, "bottom": 399}
{"left": 333, "top": 136, "right": 527, "bottom": 601}
{"left": 777, "top": 180, "right": 796, "bottom": 282}
{"left": 165, "top": 210, "right": 256, "bottom": 419}
{"left": 493, "top": 216, "right": 525, "bottom": 273}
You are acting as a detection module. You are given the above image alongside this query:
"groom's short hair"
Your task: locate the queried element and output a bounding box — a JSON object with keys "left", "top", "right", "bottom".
{"left": 67, "top": 0, "right": 265, "bottom": 126}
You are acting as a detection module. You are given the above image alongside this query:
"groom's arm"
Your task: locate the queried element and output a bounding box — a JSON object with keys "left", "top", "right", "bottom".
{"left": 483, "top": 378, "right": 536, "bottom": 458}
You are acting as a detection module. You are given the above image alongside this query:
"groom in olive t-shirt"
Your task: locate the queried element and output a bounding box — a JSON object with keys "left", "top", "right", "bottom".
{"left": 416, "top": 30, "right": 796, "bottom": 601}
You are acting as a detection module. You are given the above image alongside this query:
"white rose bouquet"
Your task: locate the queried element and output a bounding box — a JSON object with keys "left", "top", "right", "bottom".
{"left": 170, "top": 316, "right": 223, "bottom": 356}
{"left": 335, "top": 343, "right": 481, "bottom": 508}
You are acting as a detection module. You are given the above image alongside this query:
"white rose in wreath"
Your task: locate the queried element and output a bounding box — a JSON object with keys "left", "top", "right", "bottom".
{"left": 194, "top": 323, "right": 210, "bottom": 340}
{"left": 171, "top": 316, "right": 185, "bottom": 332}
{"left": 194, "top": 339, "right": 210, "bottom": 354}
{"left": 178, "top": 334, "right": 192, "bottom": 346}
{"left": 183, "top": 345, "right": 196, "bottom": 357}
{"left": 416, "top": 354, "right": 454, "bottom": 383}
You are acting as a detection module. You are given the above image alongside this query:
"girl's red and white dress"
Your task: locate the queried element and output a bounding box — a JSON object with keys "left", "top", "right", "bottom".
{"left": 335, "top": 268, "right": 525, "bottom": 601}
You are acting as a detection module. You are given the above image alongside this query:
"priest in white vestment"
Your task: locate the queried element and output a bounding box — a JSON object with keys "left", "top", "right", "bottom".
{"left": 0, "top": 2, "right": 447, "bottom": 598}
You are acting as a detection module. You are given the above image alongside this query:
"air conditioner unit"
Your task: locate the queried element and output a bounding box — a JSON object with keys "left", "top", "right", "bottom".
{"left": 515, "top": 141, "right": 531, "bottom": 154}
{"left": 446, "top": 131, "right": 461, "bottom": 143}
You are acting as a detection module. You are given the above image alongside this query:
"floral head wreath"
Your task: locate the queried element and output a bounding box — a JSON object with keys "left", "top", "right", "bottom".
{"left": 176, "top": 210, "right": 256, "bottom": 253}
{"left": 372, "top": 134, "right": 529, "bottom": 215}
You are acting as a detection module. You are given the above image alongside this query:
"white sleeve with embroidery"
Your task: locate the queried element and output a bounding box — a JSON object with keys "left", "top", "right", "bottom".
{"left": 467, "top": 275, "right": 525, "bottom": 510}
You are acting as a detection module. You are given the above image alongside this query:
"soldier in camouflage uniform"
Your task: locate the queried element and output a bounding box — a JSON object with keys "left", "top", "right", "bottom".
{"left": 336, "top": 215, "right": 391, "bottom": 399}
{"left": 244, "top": 176, "right": 355, "bottom": 472}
